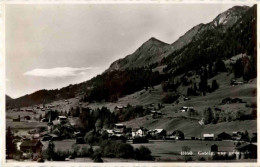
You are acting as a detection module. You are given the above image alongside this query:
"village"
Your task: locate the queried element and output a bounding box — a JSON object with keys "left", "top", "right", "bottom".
{"left": 6, "top": 100, "right": 257, "bottom": 162}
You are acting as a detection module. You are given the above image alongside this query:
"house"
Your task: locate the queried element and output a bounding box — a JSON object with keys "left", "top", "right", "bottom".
{"left": 13, "top": 117, "right": 20, "bottom": 122}
{"left": 26, "top": 109, "right": 34, "bottom": 112}
{"left": 217, "top": 132, "right": 231, "bottom": 140}
{"left": 20, "top": 139, "right": 43, "bottom": 160}
{"left": 32, "top": 133, "right": 40, "bottom": 139}
{"left": 232, "top": 131, "right": 242, "bottom": 141}
{"left": 251, "top": 133, "right": 257, "bottom": 143}
{"left": 58, "top": 116, "right": 67, "bottom": 124}
{"left": 203, "top": 133, "right": 214, "bottom": 140}
{"left": 105, "top": 129, "right": 115, "bottom": 137}
{"left": 114, "top": 124, "right": 126, "bottom": 133}
{"left": 132, "top": 127, "right": 149, "bottom": 138}
{"left": 24, "top": 116, "right": 31, "bottom": 121}
{"left": 115, "top": 106, "right": 124, "bottom": 111}
{"left": 154, "top": 129, "right": 167, "bottom": 138}
{"left": 235, "top": 143, "right": 257, "bottom": 159}
{"left": 171, "top": 130, "right": 185, "bottom": 140}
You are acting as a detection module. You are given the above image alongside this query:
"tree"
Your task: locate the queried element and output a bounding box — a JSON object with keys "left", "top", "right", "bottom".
{"left": 203, "top": 108, "right": 214, "bottom": 124}
{"left": 46, "top": 141, "right": 55, "bottom": 161}
{"left": 92, "top": 151, "right": 103, "bottom": 162}
{"left": 211, "top": 80, "right": 219, "bottom": 92}
{"left": 6, "top": 127, "right": 16, "bottom": 159}
{"left": 233, "top": 58, "right": 243, "bottom": 78}
{"left": 135, "top": 146, "right": 153, "bottom": 160}
{"left": 215, "top": 60, "right": 227, "bottom": 73}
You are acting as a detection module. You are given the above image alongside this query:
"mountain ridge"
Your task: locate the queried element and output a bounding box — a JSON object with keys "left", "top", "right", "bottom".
{"left": 6, "top": 5, "right": 256, "bottom": 108}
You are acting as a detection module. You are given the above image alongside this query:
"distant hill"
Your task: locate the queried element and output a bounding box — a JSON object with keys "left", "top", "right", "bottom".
{"left": 6, "top": 5, "right": 256, "bottom": 108}
{"left": 6, "top": 95, "right": 12, "bottom": 102}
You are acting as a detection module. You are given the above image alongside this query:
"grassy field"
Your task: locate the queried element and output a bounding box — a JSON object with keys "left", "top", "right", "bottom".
{"left": 131, "top": 140, "right": 237, "bottom": 161}
{"left": 41, "top": 139, "right": 100, "bottom": 152}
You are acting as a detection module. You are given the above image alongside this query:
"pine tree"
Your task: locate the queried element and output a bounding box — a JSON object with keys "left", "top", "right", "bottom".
{"left": 6, "top": 127, "right": 16, "bottom": 158}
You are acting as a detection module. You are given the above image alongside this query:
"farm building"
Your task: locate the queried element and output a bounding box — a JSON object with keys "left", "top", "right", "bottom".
{"left": 235, "top": 143, "right": 257, "bottom": 159}
{"left": 203, "top": 133, "right": 214, "bottom": 140}
{"left": 217, "top": 132, "right": 231, "bottom": 140}
{"left": 20, "top": 139, "right": 43, "bottom": 160}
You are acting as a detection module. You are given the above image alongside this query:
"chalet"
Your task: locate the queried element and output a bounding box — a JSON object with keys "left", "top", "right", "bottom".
{"left": 113, "top": 130, "right": 124, "bottom": 137}
{"left": 32, "top": 133, "right": 40, "bottom": 139}
{"left": 203, "top": 133, "right": 214, "bottom": 140}
{"left": 132, "top": 127, "right": 149, "bottom": 138}
{"left": 24, "top": 116, "right": 31, "bottom": 121}
{"left": 232, "top": 131, "right": 242, "bottom": 141}
{"left": 115, "top": 106, "right": 124, "bottom": 111}
{"left": 58, "top": 116, "right": 67, "bottom": 124}
{"left": 20, "top": 139, "right": 43, "bottom": 160}
{"left": 183, "top": 97, "right": 190, "bottom": 101}
{"left": 105, "top": 129, "right": 114, "bottom": 137}
{"left": 13, "top": 117, "right": 20, "bottom": 122}
{"left": 114, "top": 124, "right": 126, "bottom": 133}
{"left": 217, "top": 132, "right": 231, "bottom": 140}
{"left": 251, "top": 133, "right": 257, "bottom": 143}
{"left": 180, "top": 106, "right": 194, "bottom": 112}
{"left": 171, "top": 130, "right": 185, "bottom": 140}
{"left": 26, "top": 109, "right": 34, "bottom": 112}
{"left": 41, "top": 135, "right": 52, "bottom": 141}
{"left": 154, "top": 129, "right": 167, "bottom": 137}
{"left": 41, "top": 118, "right": 48, "bottom": 122}
{"left": 235, "top": 143, "right": 257, "bottom": 159}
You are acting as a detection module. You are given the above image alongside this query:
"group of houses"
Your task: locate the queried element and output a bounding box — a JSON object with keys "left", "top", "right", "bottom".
{"left": 202, "top": 131, "right": 257, "bottom": 142}
{"left": 104, "top": 124, "right": 184, "bottom": 140}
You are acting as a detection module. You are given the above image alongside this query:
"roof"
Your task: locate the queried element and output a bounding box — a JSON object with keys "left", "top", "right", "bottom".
{"left": 115, "top": 123, "right": 125, "bottom": 126}
{"left": 106, "top": 130, "right": 114, "bottom": 134}
{"left": 20, "top": 140, "right": 42, "bottom": 147}
{"left": 154, "top": 129, "right": 165, "bottom": 133}
{"left": 203, "top": 134, "right": 214, "bottom": 137}
{"left": 236, "top": 143, "right": 257, "bottom": 150}
{"left": 58, "top": 116, "right": 67, "bottom": 119}
{"left": 116, "top": 106, "right": 123, "bottom": 109}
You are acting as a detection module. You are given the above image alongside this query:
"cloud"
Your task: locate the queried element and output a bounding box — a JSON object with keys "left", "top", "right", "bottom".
{"left": 24, "top": 67, "right": 98, "bottom": 78}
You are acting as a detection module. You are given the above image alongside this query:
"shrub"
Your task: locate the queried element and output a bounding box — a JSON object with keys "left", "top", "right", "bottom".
{"left": 134, "top": 146, "right": 153, "bottom": 160}
{"left": 92, "top": 150, "right": 103, "bottom": 162}
{"left": 53, "top": 149, "right": 68, "bottom": 161}
{"left": 116, "top": 143, "right": 134, "bottom": 159}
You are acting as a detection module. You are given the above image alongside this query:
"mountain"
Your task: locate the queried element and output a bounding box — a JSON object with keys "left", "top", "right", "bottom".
{"left": 106, "top": 37, "right": 170, "bottom": 72}
{"left": 163, "top": 5, "right": 256, "bottom": 75}
{"left": 107, "top": 5, "right": 250, "bottom": 72}
{"left": 6, "top": 5, "right": 256, "bottom": 108}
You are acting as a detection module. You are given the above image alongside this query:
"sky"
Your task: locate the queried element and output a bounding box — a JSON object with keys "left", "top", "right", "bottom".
{"left": 5, "top": 3, "right": 253, "bottom": 98}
